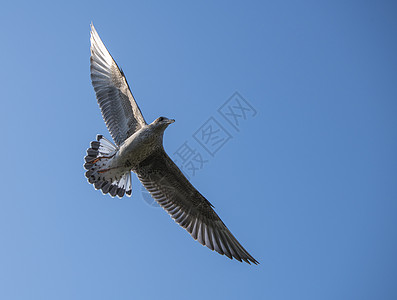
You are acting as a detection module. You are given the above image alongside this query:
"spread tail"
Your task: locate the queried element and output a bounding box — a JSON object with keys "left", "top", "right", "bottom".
{"left": 84, "top": 135, "right": 132, "bottom": 198}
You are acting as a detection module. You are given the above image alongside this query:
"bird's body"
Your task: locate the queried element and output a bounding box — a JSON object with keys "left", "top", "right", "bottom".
{"left": 117, "top": 122, "right": 169, "bottom": 169}
{"left": 84, "top": 24, "right": 259, "bottom": 264}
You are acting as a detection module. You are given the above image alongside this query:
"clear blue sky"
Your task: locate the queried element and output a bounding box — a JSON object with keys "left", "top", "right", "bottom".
{"left": 1, "top": 1, "right": 396, "bottom": 299}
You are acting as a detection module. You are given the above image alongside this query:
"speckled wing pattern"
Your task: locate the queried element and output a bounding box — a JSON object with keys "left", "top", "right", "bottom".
{"left": 136, "top": 149, "right": 259, "bottom": 264}
{"left": 90, "top": 24, "right": 146, "bottom": 146}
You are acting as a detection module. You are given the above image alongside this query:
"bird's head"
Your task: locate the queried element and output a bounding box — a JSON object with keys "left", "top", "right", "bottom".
{"left": 151, "top": 116, "right": 175, "bottom": 132}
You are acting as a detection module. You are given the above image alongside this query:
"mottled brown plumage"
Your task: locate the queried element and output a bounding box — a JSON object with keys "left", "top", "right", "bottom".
{"left": 136, "top": 149, "right": 258, "bottom": 264}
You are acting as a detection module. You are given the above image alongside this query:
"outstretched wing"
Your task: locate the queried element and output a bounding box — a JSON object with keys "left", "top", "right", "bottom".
{"left": 135, "top": 149, "right": 259, "bottom": 265}
{"left": 90, "top": 24, "right": 146, "bottom": 146}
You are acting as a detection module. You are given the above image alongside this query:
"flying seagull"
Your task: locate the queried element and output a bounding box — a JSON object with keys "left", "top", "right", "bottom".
{"left": 84, "top": 24, "right": 258, "bottom": 265}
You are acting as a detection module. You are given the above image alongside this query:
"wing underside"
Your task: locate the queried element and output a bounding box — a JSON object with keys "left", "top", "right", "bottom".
{"left": 135, "top": 149, "right": 259, "bottom": 264}
{"left": 90, "top": 24, "right": 146, "bottom": 146}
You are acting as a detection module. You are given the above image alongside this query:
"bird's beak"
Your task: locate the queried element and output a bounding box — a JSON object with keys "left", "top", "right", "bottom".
{"left": 168, "top": 119, "right": 175, "bottom": 124}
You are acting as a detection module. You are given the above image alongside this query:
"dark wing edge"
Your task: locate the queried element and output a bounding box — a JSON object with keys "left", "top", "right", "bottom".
{"left": 135, "top": 149, "right": 259, "bottom": 265}
{"left": 90, "top": 24, "right": 146, "bottom": 146}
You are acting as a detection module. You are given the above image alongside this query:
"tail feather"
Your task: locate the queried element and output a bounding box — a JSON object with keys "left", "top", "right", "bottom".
{"left": 84, "top": 135, "right": 132, "bottom": 198}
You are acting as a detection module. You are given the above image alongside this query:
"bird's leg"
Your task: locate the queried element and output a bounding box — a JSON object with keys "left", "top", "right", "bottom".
{"left": 98, "top": 166, "right": 119, "bottom": 174}
{"left": 91, "top": 153, "right": 116, "bottom": 164}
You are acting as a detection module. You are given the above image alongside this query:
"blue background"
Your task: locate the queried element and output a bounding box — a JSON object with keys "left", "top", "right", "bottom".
{"left": 1, "top": 1, "right": 396, "bottom": 299}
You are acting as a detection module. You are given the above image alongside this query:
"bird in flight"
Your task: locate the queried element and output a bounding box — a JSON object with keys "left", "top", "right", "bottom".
{"left": 84, "top": 24, "right": 258, "bottom": 265}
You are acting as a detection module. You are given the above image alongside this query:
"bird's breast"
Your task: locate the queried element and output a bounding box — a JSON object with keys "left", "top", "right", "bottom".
{"left": 115, "top": 128, "right": 162, "bottom": 169}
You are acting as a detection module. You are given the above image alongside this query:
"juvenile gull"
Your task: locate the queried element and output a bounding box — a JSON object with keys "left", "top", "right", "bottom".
{"left": 84, "top": 24, "right": 259, "bottom": 265}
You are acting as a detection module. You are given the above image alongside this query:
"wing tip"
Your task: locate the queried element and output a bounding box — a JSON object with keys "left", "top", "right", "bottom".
{"left": 222, "top": 249, "right": 260, "bottom": 265}
{"left": 90, "top": 22, "right": 96, "bottom": 36}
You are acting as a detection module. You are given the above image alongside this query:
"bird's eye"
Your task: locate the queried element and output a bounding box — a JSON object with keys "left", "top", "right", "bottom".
{"left": 158, "top": 117, "right": 164, "bottom": 122}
